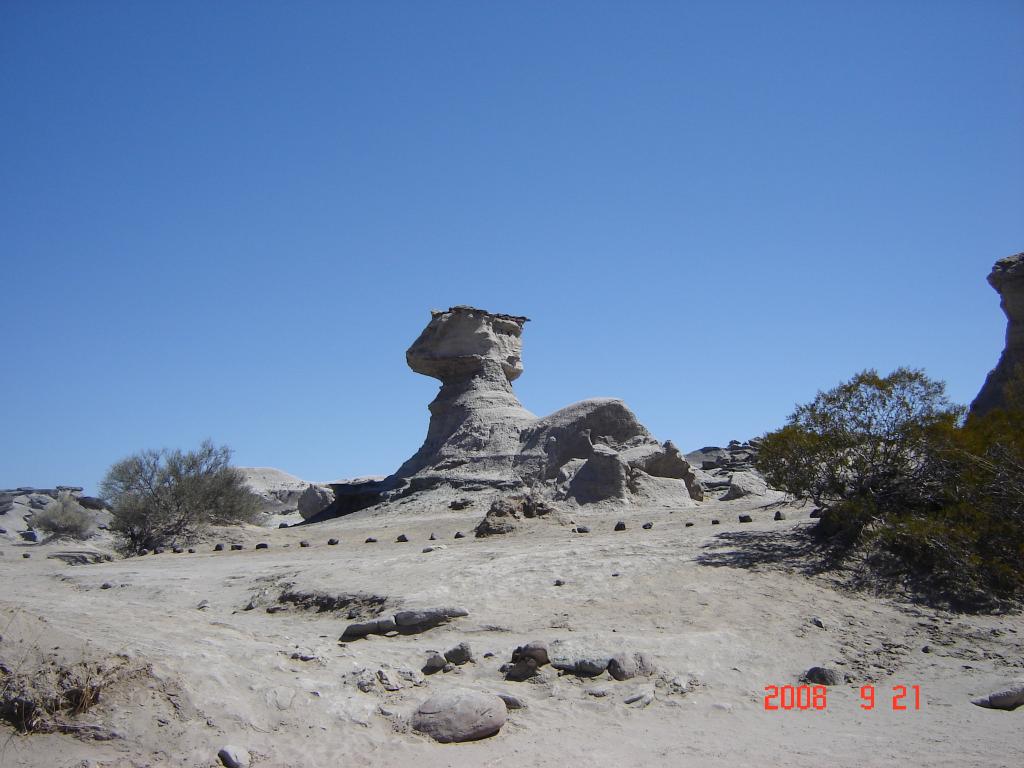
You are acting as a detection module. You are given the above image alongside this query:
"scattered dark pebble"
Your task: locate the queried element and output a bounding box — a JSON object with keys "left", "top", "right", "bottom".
{"left": 711, "top": 520, "right": 720, "bottom": 525}
{"left": 454, "top": 531, "right": 465, "bottom": 539}
{"left": 255, "top": 543, "right": 269, "bottom": 550}
{"left": 230, "top": 544, "right": 243, "bottom": 551}
{"left": 554, "top": 579, "right": 565, "bottom": 587}
{"left": 642, "top": 522, "right": 653, "bottom": 530}
{"left": 101, "top": 583, "right": 113, "bottom": 589}
{"left": 774, "top": 511, "right": 786, "bottom": 521}
{"left": 365, "top": 537, "right": 377, "bottom": 543}
{"left": 214, "top": 544, "right": 224, "bottom": 552}
{"left": 396, "top": 534, "right": 409, "bottom": 542}
{"left": 803, "top": 666, "right": 843, "bottom": 686}
{"left": 300, "top": 540, "right": 311, "bottom": 548}
{"left": 738, "top": 515, "right": 753, "bottom": 523}
{"left": 685, "top": 522, "right": 694, "bottom": 527}
{"left": 327, "top": 538, "right": 339, "bottom": 546}
{"left": 614, "top": 521, "right": 626, "bottom": 531}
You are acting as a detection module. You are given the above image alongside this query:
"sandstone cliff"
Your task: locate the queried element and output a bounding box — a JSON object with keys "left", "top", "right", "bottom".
{"left": 971, "top": 252, "right": 1024, "bottom": 416}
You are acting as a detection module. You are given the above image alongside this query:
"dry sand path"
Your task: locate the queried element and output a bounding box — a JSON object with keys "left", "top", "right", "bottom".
{"left": 2, "top": 496, "right": 1022, "bottom": 767}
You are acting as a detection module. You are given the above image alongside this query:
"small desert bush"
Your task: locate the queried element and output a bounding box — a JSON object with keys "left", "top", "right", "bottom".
{"left": 100, "top": 439, "right": 260, "bottom": 555}
{"left": 31, "top": 494, "right": 94, "bottom": 540}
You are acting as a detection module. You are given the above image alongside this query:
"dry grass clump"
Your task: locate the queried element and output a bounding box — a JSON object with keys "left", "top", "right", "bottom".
{"left": 31, "top": 494, "right": 94, "bottom": 540}
{"left": 0, "top": 654, "right": 131, "bottom": 734}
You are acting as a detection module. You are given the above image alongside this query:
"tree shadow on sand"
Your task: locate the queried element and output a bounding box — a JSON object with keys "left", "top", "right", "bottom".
{"left": 695, "top": 526, "right": 843, "bottom": 577}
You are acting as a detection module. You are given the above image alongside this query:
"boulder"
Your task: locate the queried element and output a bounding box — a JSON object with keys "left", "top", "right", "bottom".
{"left": 803, "top": 667, "right": 843, "bottom": 686}
{"left": 721, "top": 471, "right": 768, "bottom": 500}
{"left": 567, "top": 444, "right": 629, "bottom": 504}
{"left": 503, "top": 658, "right": 539, "bottom": 681}
{"left": 608, "top": 651, "right": 655, "bottom": 681}
{"left": 445, "top": 642, "right": 474, "bottom": 665}
{"left": 422, "top": 653, "right": 447, "bottom": 675}
{"left": 297, "top": 484, "right": 335, "bottom": 520}
{"left": 512, "top": 641, "right": 550, "bottom": 667}
{"left": 411, "top": 688, "right": 507, "bottom": 743}
{"left": 971, "top": 253, "right": 1024, "bottom": 416}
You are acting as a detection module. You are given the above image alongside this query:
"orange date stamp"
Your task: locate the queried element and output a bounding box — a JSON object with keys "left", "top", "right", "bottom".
{"left": 763, "top": 684, "right": 923, "bottom": 711}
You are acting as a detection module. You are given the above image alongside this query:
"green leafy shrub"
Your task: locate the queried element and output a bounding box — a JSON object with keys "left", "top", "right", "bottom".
{"left": 757, "top": 368, "right": 1024, "bottom": 608}
{"left": 31, "top": 494, "right": 94, "bottom": 540}
{"left": 757, "top": 368, "right": 963, "bottom": 514}
{"left": 100, "top": 439, "right": 260, "bottom": 554}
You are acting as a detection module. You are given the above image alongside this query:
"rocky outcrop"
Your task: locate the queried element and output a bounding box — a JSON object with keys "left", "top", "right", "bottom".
{"left": 971, "top": 253, "right": 1024, "bottom": 417}
{"left": 473, "top": 494, "right": 554, "bottom": 537}
{"left": 305, "top": 306, "right": 701, "bottom": 523}
{"left": 237, "top": 468, "right": 309, "bottom": 514}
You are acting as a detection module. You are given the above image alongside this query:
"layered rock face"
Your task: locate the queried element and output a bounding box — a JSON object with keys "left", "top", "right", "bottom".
{"left": 395, "top": 307, "right": 536, "bottom": 484}
{"left": 308, "top": 306, "right": 700, "bottom": 523}
{"left": 971, "top": 253, "right": 1024, "bottom": 417}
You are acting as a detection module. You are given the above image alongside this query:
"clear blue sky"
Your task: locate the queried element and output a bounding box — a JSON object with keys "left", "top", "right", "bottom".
{"left": 2, "top": 1, "right": 1022, "bottom": 494}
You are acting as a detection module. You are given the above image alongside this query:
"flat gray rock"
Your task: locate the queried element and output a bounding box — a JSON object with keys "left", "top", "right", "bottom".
{"left": 549, "top": 639, "right": 611, "bottom": 677}
{"left": 411, "top": 688, "right": 507, "bottom": 743}
{"left": 971, "top": 681, "right": 1024, "bottom": 710}
{"left": 217, "top": 745, "right": 250, "bottom": 768}
{"left": 394, "top": 606, "right": 469, "bottom": 630}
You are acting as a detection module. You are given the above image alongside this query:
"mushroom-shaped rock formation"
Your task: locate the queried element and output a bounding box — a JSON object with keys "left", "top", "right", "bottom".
{"left": 396, "top": 306, "right": 536, "bottom": 483}
{"left": 971, "top": 253, "right": 1024, "bottom": 417}
{"left": 305, "top": 306, "right": 700, "bottom": 523}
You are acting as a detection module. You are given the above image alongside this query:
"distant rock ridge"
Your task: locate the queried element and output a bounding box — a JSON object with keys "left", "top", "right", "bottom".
{"left": 306, "top": 306, "right": 701, "bottom": 523}
{"left": 971, "top": 252, "right": 1024, "bottom": 417}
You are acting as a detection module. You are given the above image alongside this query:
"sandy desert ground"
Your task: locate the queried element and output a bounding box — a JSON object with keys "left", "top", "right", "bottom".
{"left": 2, "top": 488, "right": 1023, "bottom": 768}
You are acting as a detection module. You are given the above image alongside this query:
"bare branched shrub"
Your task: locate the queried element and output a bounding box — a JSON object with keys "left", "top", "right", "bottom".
{"left": 31, "top": 493, "right": 94, "bottom": 540}
{"left": 100, "top": 439, "right": 260, "bottom": 554}
{"left": 0, "top": 655, "right": 131, "bottom": 734}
